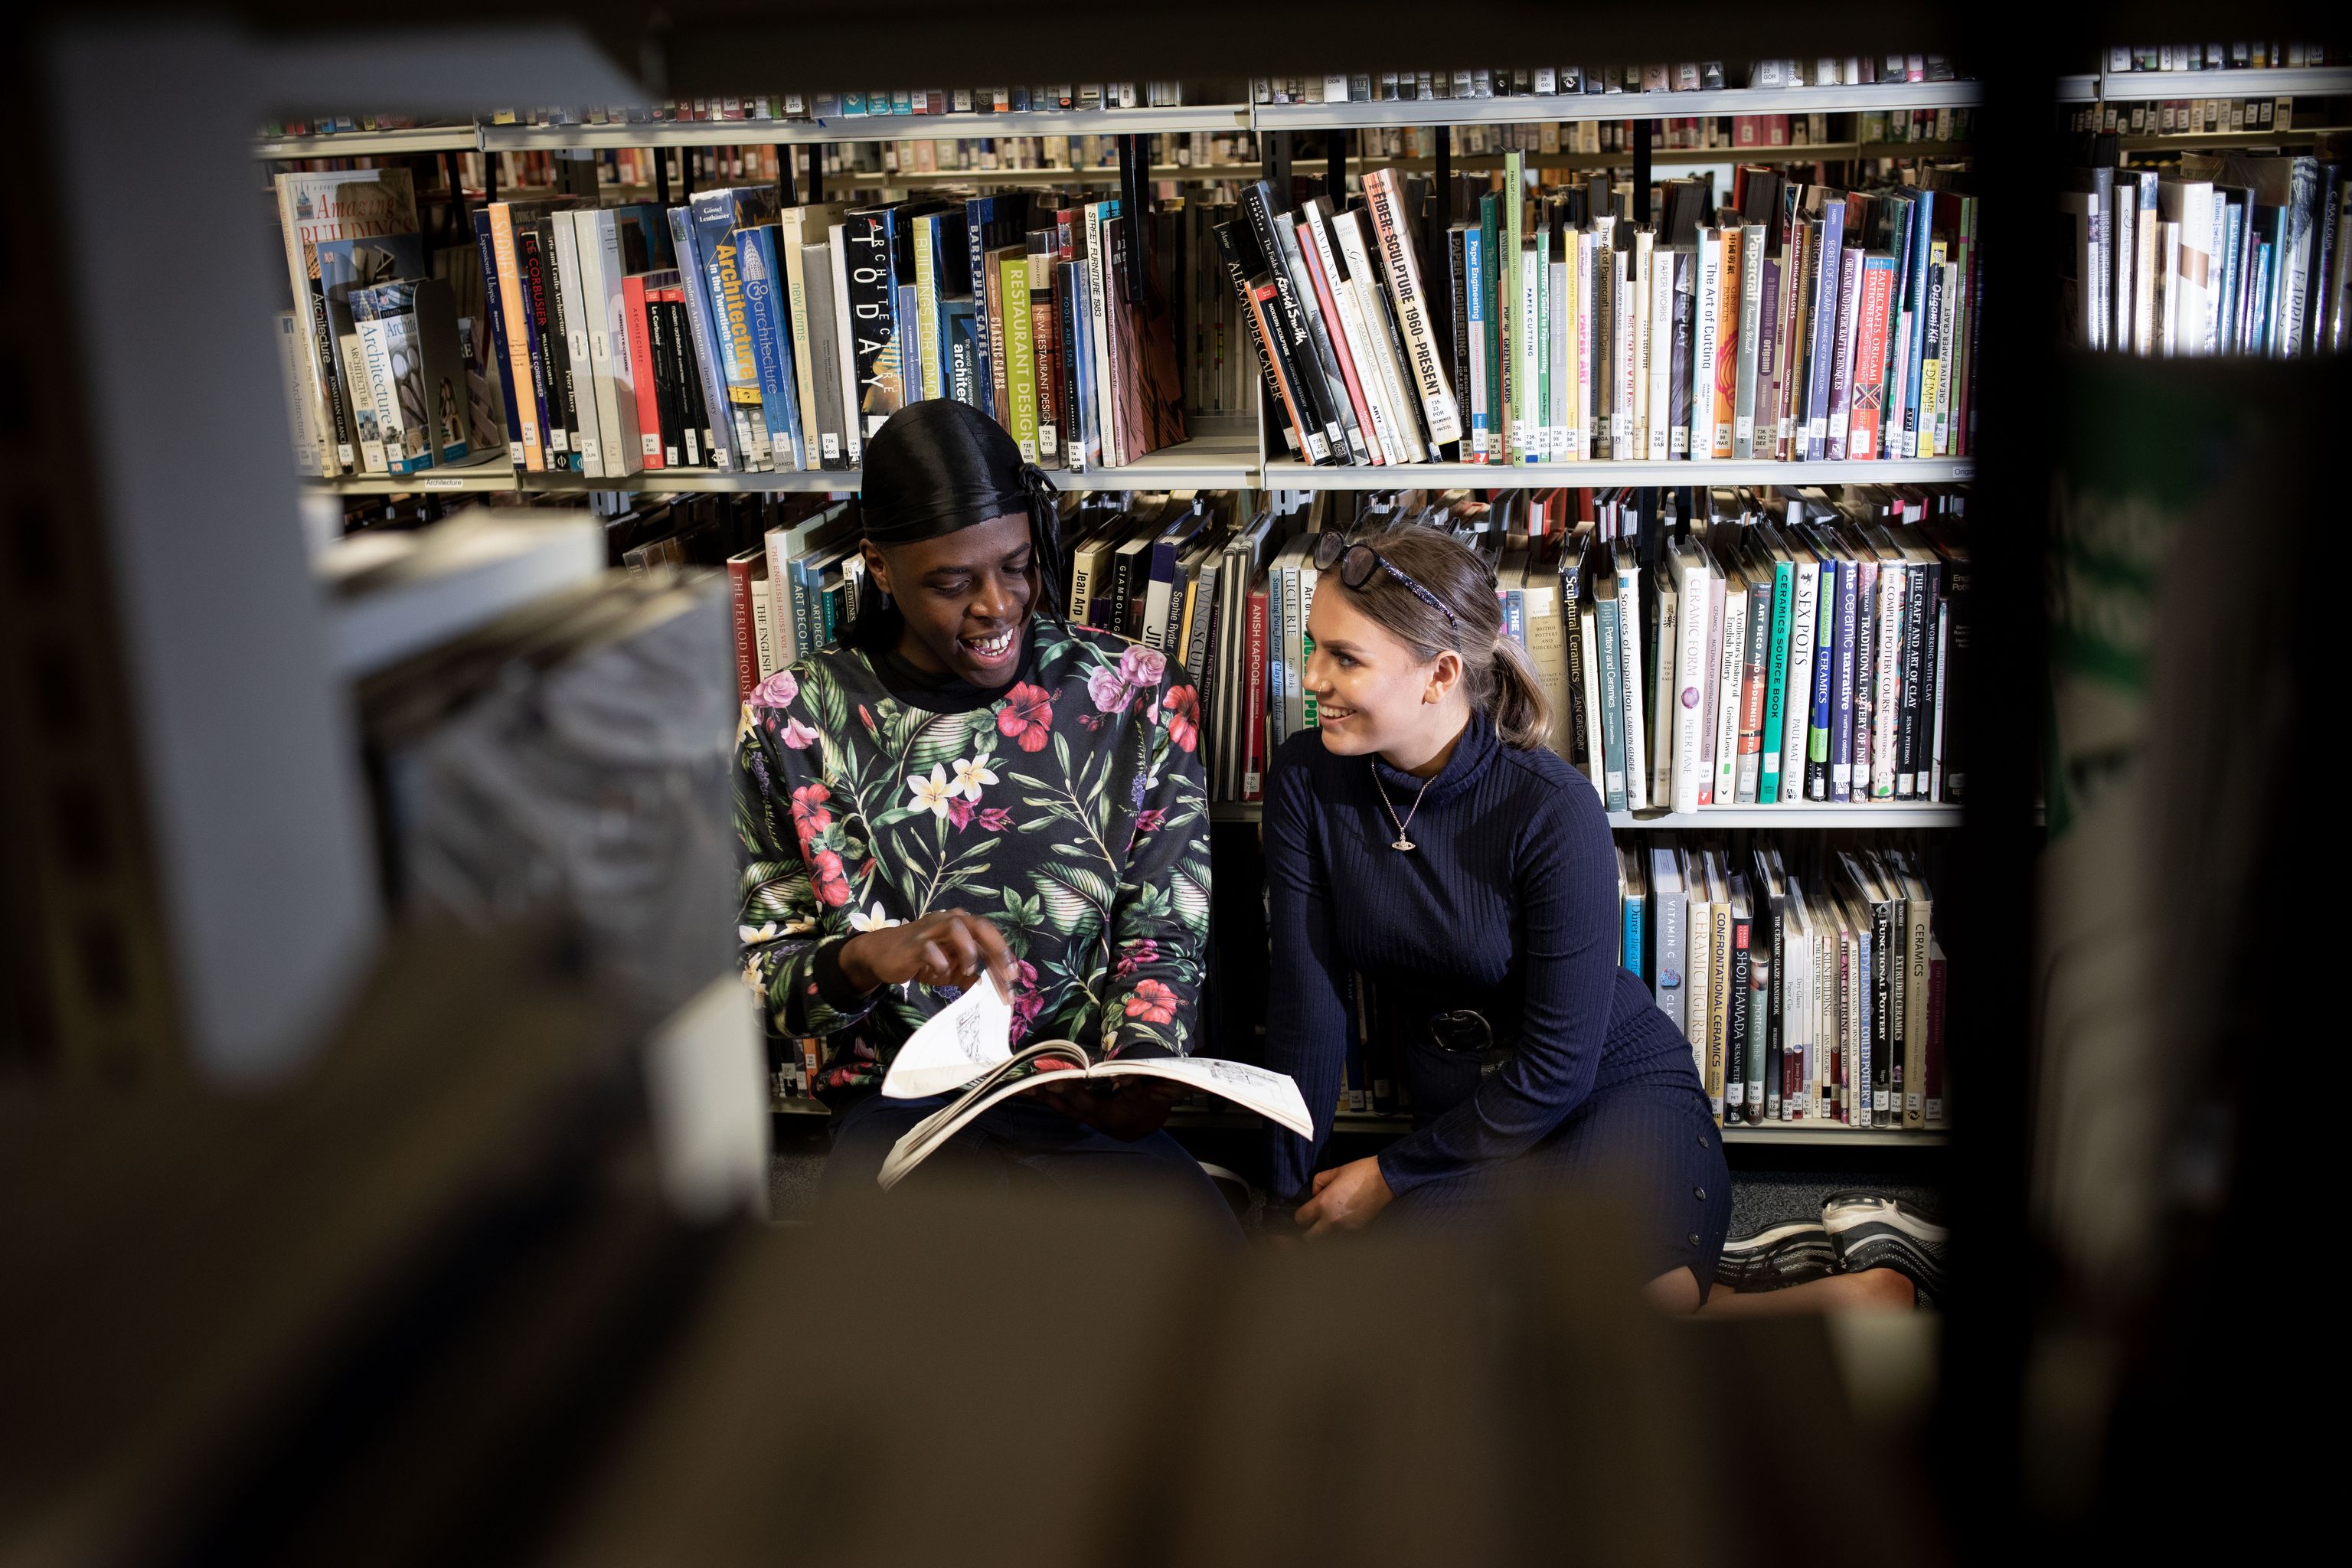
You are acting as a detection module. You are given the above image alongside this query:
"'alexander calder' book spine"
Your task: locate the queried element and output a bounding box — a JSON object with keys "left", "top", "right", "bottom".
{"left": 1240, "top": 181, "right": 1348, "bottom": 462}
{"left": 1217, "top": 219, "right": 1321, "bottom": 462}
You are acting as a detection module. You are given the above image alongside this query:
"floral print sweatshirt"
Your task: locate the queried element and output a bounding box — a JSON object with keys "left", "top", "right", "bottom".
{"left": 734, "top": 619, "right": 1210, "bottom": 1101}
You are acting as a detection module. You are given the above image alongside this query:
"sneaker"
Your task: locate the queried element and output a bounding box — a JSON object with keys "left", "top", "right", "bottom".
{"left": 1713, "top": 1220, "right": 1838, "bottom": 1292}
{"left": 1821, "top": 1193, "right": 1946, "bottom": 1307}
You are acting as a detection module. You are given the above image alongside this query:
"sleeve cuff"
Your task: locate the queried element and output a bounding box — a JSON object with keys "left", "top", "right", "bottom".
{"left": 811, "top": 936, "right": 873, "bottom": 1012}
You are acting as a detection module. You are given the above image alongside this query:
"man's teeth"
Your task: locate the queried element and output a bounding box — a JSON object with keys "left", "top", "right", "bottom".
{"left": 965, "top": 629, "right": 1014, "bottom": 658}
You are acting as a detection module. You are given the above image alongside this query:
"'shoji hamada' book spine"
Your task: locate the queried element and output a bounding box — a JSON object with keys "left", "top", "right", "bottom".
{"left": 1725, "top": 890, "right": 1749, "bottom": 1122}
{"left": 1758, "top": 548, "right": 1794, "bottom": 803}
{"left": 1710, "top": 224, "right": 1742, "bottom": 458}
{"left": 1803, "top": 194, "right": 1846, "bottom": 460}
{"left": 1364, "top": 168, "right": 1465, "bottom": 446}
{"left": 472, "top": 209, "right": 528, "bottom": 468}
{"left": 1749, "top": 888, "right": 1772, "bottom": 1123}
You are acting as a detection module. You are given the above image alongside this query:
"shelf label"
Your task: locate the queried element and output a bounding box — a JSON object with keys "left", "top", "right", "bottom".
{"left": 423, "top": 475, "right": 467, "bottom": 489}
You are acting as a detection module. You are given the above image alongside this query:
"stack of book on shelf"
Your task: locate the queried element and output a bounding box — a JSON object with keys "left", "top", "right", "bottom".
{"left": 2061, "top": 142, "right": 2350, "bottom": 356}
{"left": 1021, "top": 479, "right": 1967, "bottom": 810}
{"left": 1233, "top": 152, "right": 1980, "bottom": 470}
{"left": 1625, "top": 835, "right": 1947, "bottom": 1131}
{"left": 277, "top": 176, "right": 1201, "bottom": 484}
{"left": 1314, "top": 834, "right": 1946, "bottom": 1133}
{"left": 1252, "top": 54, "right": 1962, "bottom": 105}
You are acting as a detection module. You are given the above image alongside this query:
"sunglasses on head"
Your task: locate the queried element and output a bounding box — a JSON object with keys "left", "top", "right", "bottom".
{"left": 1310, "top": 533, "right": 1462, "bottom": 630}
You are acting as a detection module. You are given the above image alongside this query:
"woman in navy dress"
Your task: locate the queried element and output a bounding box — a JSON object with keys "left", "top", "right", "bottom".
{"left": 1261, "top": 527, "right": 1920, "bottom": 1312}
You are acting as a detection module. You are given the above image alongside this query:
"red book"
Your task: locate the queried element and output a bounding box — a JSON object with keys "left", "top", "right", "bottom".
{"left": 1243, "top": 577, "right": 1270, "bottom": 800}
{"left": 725, "top": 551, "right": 760, "bottom": 699}
{"left": 622, "top": 273, "right": 666, "bottom": 470}
{"left": 1846, "top": 253, "right": 1899, "bottom": 460}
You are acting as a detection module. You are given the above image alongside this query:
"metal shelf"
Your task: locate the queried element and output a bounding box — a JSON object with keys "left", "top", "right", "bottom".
{"left": 1048, "top": 430, "right": 1263, "bottom": 490}
{"left": 1172, "top": 1106, "right": 1946, "bottom": 1146}
{"left": 306, "top": 456, "right": 519, "bottom": 495}
{"left": 524, "top": 466, "right": 854, "bottom": 495}
{"left": 1208, "top": 802, "right": 1959, "bottom": 828}
{"left": 256, "top": 125, "right": 481, "bottom": 158}
{"left": 2114, "top": 126, "right": 2350, "bottom": 151}
{"left": 1258, "top": 456, "right": 1975, "bottom": 490}
{"left": 2056, "top": 67, "right": 2352, "bottom": 103}
{"left": 481, "top": 104, "right": 1250, "bottom": 152}
{"left": 1254, "top": 80, "right": 1983, "bottom": 132}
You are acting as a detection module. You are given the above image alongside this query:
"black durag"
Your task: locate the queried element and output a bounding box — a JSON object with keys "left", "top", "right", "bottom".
{"left": 853, "top": 398, "right": 1063, "bottom": 646}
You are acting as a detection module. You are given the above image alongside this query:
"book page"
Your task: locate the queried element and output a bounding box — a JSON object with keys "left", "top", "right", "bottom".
{"left": 879, "top": 974, "right": 1014, "bottom": 1099}
{"left": 1091, "top": 1057, "right": 1315, "bottom": 1140}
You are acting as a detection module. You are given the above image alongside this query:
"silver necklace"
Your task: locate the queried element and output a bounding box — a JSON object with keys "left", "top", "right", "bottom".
{"left": 1371, "top": 763, "right": 1435, "bottom": 852}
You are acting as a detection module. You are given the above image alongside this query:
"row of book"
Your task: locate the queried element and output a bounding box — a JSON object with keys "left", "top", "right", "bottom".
{"left": 2102, "top": 44, "right": 2341, "bottom": 72}
{"left": 1622, "top": 835, "right": 1947, "bottom": 1129}
{"left": 1235, "top": 154, "right": 1978, "bottom": 470}
{"left": 2066, "top": 97, "right": 2306, "bottom": 136}
{"left": 277, "top": 164, "right": 1201, "bottom": 482}
{"left": 1312, "top": 833, "right": 1945, "bottom": 1131}
{"left": 1255, "top": 57, "right": 1963, "bottom": 105}
{"left": 476, "top": 84, "right": 1188, "bottom": 131}
{"left": 2060, "top": 149, "right": 2350, "bottom": 357}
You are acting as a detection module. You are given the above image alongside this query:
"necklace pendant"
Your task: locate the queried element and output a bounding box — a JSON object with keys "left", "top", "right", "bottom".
{"left": 1392, "top": 837, "right": 1416, "bottom": 852}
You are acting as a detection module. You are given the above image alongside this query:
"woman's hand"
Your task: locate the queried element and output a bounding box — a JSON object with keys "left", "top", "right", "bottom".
{"left": 1293, "top": 1156, "right": 1394, "bottom": 1238}
{"left": 839, "top": 910, "right": 1014, "bottom": 997}
{"left": 1021, "top": 1070, "right": 1184, "bottom": 1142}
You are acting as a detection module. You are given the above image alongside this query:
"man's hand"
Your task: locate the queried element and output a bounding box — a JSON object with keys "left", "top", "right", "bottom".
{"left": 1293, "top": 1156, "right": 1394, "bottom": 1239}
{"left": 839, "top": 910, "right": 1014, "bottom": 998}
{"left": 1021, "top": 1071, "right": 1184, "bottom": 1142}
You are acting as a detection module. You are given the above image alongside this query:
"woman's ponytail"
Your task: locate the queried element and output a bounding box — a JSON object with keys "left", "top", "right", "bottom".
{"left": 1485, "top": 629, "right": 1553, "bottom": 750}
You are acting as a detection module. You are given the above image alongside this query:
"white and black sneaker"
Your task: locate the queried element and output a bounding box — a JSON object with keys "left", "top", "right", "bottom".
{"left": 1713, "top": 1220, "right": 1838, "bottom": 1292}
{"left": 1821, "top": 1194, "right": 1946, "bottom": 1307}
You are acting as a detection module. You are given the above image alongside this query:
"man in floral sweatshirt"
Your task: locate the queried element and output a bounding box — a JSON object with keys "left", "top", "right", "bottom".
{"left": 734, "top": 399, "right": 1224, "bottom": 1221}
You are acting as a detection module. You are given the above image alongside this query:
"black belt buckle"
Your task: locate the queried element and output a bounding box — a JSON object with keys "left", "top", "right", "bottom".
{"left": 1427, "top": 1008, "right": 1511, "bottom": 1078}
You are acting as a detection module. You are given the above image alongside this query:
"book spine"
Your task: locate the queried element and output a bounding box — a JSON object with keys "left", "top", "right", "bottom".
{"left": 966, "top": 200, "right": 997, "bottom": 422}
{"left": 1711, "top": 225, "right": 1742, "bottom": 458}
{"left": 489, "top": 207, "right": 548, "bottom": 471}
{"left": 1730, "top": 904, "right": 1756, "bottom": 1124}
{"left": 1828, "top": 557, "right": 1857, "bottom": 802}
{"left": 1849, "top": 555, "right": 1878, "bottom": 797}
{"left": 1733, "top": 228, "right": 1766, "bottom": 458}
{"left": 553, "top": 212, "right": 606, "bottom": 477}
{"left": 1897, "top": 560, "right": 1930, "bottom": 795}
{"left": 1804, "top": 200, "right": 1845, "bottom": 460}
{"left": 1363, "top": 169, "right": 1465, "bottom": 445}
{"left": 1707, "top": 895, "right": 1731, "bottom": 1123}
{"left": 1615, "top": 561, "right": 1648, "bottom": 811}
{"left": 1758, "top": 557, "right": 1793, "bottom": 804}
{"left": 844, "top": 211, "right": 900, "bottom": 447}
{"left": 1298, "top": 214, "right": 1386, "bottom": 463}
{"left": 668, "top": 208, "right": 739, "bottom": 470}
{"left": 1217, "top": 220, "right": 1309, "bottom": 459}
{"left": 470, "top": 211, "right": 526, "bottom": 468}
{"left": 1243, "top": 581, "right": 1269, "bottom": 799}
{"left": 913, "top": 215, "right": 944, "bottom": 402}
{"left": 1595, "top": 589, "right": 1627, "bottom": 812}
{"left": 1463, "top": 226, "right": 1490, "bottom": 459}
{"left": 1782, "top": 557, "right": 1819, "bottom": 802}
{"left": 1766, "top": 893, "right": 1785, "bottom": 1121}
{"left": 1649, "top": 243, "right": 1675, "bottom": 460}
{"left": 1824, "top": 243, "right": 1862, "bottom": 462}
{"left": 1711, "top": 575, "right": 1745, "bottom": 811}
{"left": 727, "top": 555, "right": 760, "bottom": 699}
{"left": 1734, "top": 575, "right": 1769, "bottom": 803}
{"left": 1870, "top": 897, "right": 1893, "bottom": 1124}
{"left": 1870, "top": 562, "right": 1905, "bottom": 799}
{"left": 622, "top": 275, "right": 666, "bottom": 466}
{"left": 1029, "top": 250, "right": 1061, "bottom": 465}
{"left": 1924, "top": 942, "right": 1946, "bottom": 1125}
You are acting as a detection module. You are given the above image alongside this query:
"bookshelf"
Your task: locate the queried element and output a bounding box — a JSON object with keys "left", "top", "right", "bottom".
{"left": 1259, "top": 457, "right": 1975, "bottom": 489}
{"left": 255, "top": 124, "right": 480, "bottom": 158}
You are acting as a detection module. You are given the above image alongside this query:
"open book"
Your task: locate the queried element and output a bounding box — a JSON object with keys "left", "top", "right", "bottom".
{"left": 875, "top": 974, "right": 1312, "bottom": 1190}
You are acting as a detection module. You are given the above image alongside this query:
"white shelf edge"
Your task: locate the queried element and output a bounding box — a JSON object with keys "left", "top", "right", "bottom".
{"left": 256, "top": 126, "right": 481, "bottom": 158}
{"left": 2058, "top": 66, "right": 2352, "bottom": 104}
{"left": 481, "top": 104, "right": 1250, "bottom": 152}
{"left": 1259, "top": 456, "right": 1975, "bottom": 489}
{"left": 1253, "top": 80, "right": 1983, "bottom": 131}
{"left": 305, "top": 459, "right": 519, "bottom": 495}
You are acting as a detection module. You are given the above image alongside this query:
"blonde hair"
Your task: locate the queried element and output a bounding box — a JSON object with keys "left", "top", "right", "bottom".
{"left": 1328, "top": 528, "right": 1550, "bottom": 750}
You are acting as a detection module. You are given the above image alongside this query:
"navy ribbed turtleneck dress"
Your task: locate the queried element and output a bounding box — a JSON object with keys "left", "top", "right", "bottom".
{"left": 1259, "top": 711, "right": 1733, "bottom": 1293}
